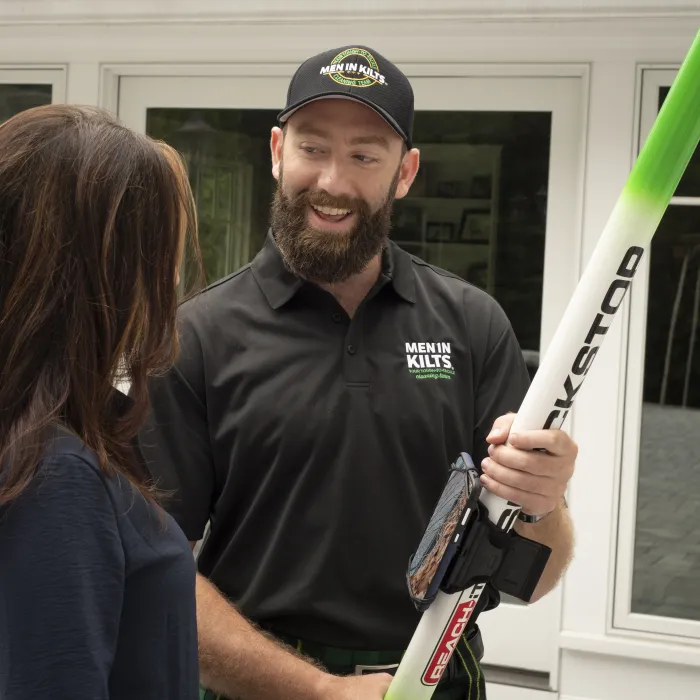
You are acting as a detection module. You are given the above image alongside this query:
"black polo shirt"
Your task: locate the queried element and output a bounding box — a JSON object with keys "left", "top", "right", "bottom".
{"left": 139, "top": 230, "right": 530, "bottom": 650}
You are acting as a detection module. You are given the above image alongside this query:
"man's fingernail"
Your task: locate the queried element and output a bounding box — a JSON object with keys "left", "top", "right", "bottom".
{"left": 481, "top": 460, "right": 489, "bottom": 471}
{"left": 509, "top": 433, "right": 519, "bottom": 444}
{"left": 489, "top": 428, "right": 502, "bottom": 439}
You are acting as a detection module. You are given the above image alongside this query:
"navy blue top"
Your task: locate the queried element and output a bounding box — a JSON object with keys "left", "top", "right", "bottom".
{"left": 0, "top": 430, "right": 199, "bottom": 699}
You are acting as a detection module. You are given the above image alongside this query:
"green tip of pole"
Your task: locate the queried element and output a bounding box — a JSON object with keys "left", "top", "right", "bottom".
{"left": 627, "top": 29, "right": 700, "bottom": 206}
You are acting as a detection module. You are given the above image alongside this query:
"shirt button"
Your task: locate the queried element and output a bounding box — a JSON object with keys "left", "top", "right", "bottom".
{"left": 332, "top": 313, "right": 343, "bottom": 323}
{"left": 347, "top": 344, "right": 356, "bottom": 355}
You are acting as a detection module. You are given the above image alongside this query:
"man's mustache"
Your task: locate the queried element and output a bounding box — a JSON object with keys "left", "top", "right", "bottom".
{"left": 293, "top": 189, "right": 364, "bottom": 212}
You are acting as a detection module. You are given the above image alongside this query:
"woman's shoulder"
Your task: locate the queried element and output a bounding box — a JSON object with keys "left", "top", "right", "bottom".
{"left": 43, "top": 428, "right": 189, "bottom": 560}
{"left": 41, "top": 429, "right": 121, "bottom": 502}
{"left": 0, "top": 430, "right": 126, "bottom": 574}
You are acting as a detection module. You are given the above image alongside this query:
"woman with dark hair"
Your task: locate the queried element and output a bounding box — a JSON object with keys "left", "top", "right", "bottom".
{"left": 0, "top": 104, "right": 203, "bottom": 699}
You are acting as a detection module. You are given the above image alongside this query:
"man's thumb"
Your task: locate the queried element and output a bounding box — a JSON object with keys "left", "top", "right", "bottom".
{"left": 486, "top": 412, "right": 516, "bottom": 443}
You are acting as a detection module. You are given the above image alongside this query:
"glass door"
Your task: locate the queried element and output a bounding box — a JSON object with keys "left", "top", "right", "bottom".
{"left": 0, "top": 68, "right": 64, "bottom": 123}
{"left": 615, "top": 68, "right": 700, "bottom": 643}
{"left": 118, "top": 70, "right": 585, "bottom": 681}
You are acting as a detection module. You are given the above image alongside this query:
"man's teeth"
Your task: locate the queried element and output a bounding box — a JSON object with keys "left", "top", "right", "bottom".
{"left": 312, "top": 205, "right": 351, "bottom": 216}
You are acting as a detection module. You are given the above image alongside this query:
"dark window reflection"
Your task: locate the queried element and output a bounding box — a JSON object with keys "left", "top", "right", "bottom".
{"left": 147, "top": 108, "right": 552, "bottom": 365}
{"left": 0, "top": 84, "right": 53, "bottom": 123}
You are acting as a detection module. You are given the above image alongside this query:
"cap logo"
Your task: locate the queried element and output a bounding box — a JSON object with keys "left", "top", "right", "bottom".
{"left": 319, "top": 48, "right": 387, "bottom": 88}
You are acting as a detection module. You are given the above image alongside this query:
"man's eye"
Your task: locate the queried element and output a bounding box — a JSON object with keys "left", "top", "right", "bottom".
{"left": 354, "top": 155, "right": 377, "bottom": 163}
{"left": 302, "top": 146, "right": 320, "bottom": 154}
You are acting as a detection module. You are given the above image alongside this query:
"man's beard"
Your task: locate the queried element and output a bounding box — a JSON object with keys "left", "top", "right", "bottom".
{"left": 270, "top": 168, "right": 399, "bottom": 285}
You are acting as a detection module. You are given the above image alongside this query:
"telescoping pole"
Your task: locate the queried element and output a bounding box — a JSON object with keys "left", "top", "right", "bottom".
{"left": 385, "top": 28, "right": 700, "bottom": 700}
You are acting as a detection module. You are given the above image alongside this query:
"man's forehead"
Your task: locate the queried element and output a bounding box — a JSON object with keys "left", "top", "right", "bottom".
{"left": 286, "top": 98, "right": 399, "bottom": 147}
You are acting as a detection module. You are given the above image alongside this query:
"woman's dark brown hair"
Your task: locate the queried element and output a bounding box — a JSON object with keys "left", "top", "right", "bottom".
{"left": 0, "top": 104, "right": 202, "bottom": 505}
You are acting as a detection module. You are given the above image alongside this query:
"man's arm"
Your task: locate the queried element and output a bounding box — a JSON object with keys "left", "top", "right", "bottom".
{"left": 191, "top": 549, "right": 391, "bottom": 700}
{"left": 514, "top": 499, "right": 574, "bottom": 602}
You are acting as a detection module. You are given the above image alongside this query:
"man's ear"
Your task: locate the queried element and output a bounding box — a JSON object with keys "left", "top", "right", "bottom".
{"left": 271, "top": 126, "right": 284, "bottom": 181}
{"left": 395, "top": 148, "right": 421, "bottom": 200}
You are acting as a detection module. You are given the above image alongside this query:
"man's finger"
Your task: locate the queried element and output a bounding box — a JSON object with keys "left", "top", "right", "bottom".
{"left": 479, "top": 474, "right": 551, "bottom": 515}
{"left": 486, "top": 412, "right": 516, "bottom": 444}
{"left": 509, "top": 428, "right": 575, "bottom": 456}
{"left": 487, "top": 444, "right": 555, "bottom": 477}
{"left": 481, "top": 460, "right": 556, "bottom": 497}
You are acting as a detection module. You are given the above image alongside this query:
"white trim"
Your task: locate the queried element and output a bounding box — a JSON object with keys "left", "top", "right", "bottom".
{"left": 0, "top": 67, "right": 66, "bottom": 103}
{"left": 553, "top": 55, "right": 593, "bottom": 694}
{"left": 101, "top": 60, "right": 589, "bottom": 128}
{"left": 604, "top": 57, "right": 648, "bottom": 638}
{"left": 485, "top": 683, "right": 556, "bottom": 700}
{"left": 670, "top": 196, "right": 700, "bottom": 206}
{"left": 558, "top": 56, "right": 638, "bottom": 640}
{"left": 1, "top": 0, "right": 699, "bottom": 24}
{"left": 605, "top": 57, "right": 649, "bottom": 638}
{"left": 561, "top": 630, "right": 700, "bottom": 667}
{"left": 102, "top": 61, "right": 589, "bottom": 80}
{"left": 1, "top": 19, "right": 695, "bottom": 70}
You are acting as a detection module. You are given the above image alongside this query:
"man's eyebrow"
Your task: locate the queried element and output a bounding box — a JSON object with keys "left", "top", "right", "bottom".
{"left": 347, "top": 134, "right": 391, "bottom": 149}
{"left": 294, "top": 124, "right": 330, "bottom": 139}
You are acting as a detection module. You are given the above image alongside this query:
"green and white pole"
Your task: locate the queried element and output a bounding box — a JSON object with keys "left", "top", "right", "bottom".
{"left": 386, "top": 28, "right": 700, "bottom": 700}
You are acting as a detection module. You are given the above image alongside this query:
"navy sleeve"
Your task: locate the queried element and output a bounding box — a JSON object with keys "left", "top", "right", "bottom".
{"left": 138, "top": 312, "right": 215, "bottom": 541}
{"left": 0, "top": 454, "right": 124, "bottom": 700}
{"left": 471, "top": 304, "right": 531, "bottom": 469}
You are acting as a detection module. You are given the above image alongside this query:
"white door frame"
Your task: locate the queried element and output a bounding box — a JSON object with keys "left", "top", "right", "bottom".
{"left": 115, "top": 63, "right": 588, "bottom": 686}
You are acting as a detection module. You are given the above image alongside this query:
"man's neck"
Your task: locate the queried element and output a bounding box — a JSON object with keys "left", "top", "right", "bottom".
{"left": 319, "top": 255, "right": 382, "bottom": 318}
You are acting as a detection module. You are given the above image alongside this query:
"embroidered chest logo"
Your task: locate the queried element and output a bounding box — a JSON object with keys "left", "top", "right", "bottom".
{"left": 405, "top": 342, "right": 455, "bottom": 381}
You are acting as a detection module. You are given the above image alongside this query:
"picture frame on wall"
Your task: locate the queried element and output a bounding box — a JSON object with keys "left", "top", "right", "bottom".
{"left": 458, "top": 211, "right": 491, "bottom": 241}
{"left": 436, "top": 180, "right": 461, "bottom": 198}
{"left": 393, "top": 202, "right": 423, "bottom": 242}
{"left": 469, "top": 175, "right": 492, "bottom": 199}
{"left": 426, "top": 221, "right": 454, "bottom": 242}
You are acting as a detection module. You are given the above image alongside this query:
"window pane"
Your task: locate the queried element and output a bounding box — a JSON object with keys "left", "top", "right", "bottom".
{"left": 147, "top": 108, "right": 277, "bottom": 287}
{"left": 632, "top": 204, "right": 700, "bottom": 621}
{"left": 0, "top": 84, "right": 52, "bottom": 123}
{"left": 404, "top": 111, "right": 551, "bottom": 366}
{"left": 659, "top": 86, "right": 700, "bottom": 198}
{"left": 147, "top": 108, "right": 551, "bottom": 370}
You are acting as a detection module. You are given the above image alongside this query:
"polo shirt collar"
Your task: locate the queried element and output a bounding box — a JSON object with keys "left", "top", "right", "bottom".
{"left": 251, "top": 229, "right": 416, "bottom": 309}
{"left": 383, "top": 240, "right": 416, "bottom": 304}
{"left": 250, "top": 230, "right": 304, "bottom": 310}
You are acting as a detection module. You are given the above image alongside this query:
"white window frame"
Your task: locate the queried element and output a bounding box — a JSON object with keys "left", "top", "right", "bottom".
{"left": 0, "top": 66, "right": 66, "bottom": 106}
{"left": 613, "top": 65, "right": 700, "bottom": 643}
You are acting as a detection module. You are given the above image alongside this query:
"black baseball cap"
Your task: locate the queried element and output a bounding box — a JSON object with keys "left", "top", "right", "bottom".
{"left": 277, "top": 45, "right": 414, "bottom": 149}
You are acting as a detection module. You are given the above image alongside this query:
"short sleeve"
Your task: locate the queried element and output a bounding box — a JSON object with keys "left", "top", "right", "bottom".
{"left": 471, "top": 307, "right": 531, "bottom": 468}
{"left": 0, "top": 455, "right": 124, "bottom": 700}
{"left": 139, "top": 314, "right": 214, "bottom": 541}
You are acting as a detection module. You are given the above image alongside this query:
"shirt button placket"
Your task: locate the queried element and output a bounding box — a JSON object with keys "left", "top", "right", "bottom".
{"left": 343, "top": 317, "right": 367, "bottom": 383}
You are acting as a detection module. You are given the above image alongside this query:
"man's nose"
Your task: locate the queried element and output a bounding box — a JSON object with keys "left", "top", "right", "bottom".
{"left": 316, "top": 158, "right": 354, "bottom": 200}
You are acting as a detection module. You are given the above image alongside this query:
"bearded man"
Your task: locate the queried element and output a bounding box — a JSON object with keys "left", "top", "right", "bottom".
{"left": 140, "top": 45, "right": 577, "bottom": 700}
